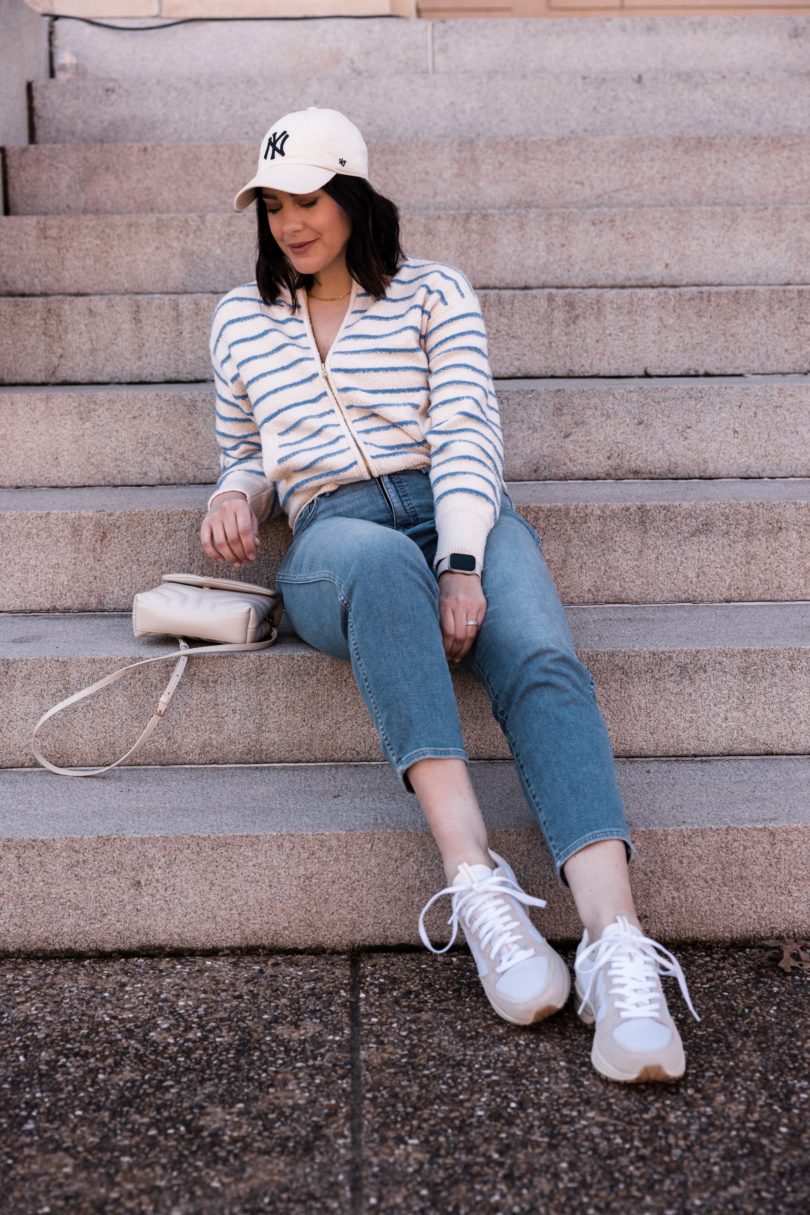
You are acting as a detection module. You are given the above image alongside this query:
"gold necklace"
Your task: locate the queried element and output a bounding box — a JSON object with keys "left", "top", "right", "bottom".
{"left": 307, "top": 286, "right": 352, "bottom": 301}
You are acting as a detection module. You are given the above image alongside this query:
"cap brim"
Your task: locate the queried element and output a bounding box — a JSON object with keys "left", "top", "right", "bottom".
{"left": 233, "top": 164, "right": 336, "bottom": 211}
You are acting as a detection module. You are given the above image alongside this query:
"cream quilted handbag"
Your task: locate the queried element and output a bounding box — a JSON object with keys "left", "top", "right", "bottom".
{"left": 133, "top": 573, "right": 280, "bottom": 645}
{"left": 33, "top": 573, "right": 283, "bottom": 777}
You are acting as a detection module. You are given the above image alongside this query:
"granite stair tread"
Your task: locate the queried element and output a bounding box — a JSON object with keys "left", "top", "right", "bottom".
{"left": 1, "top": 756, "right": 807, "bottom": 950}
{"left": 8, "top": 135, "right": 809, "bottom": 216}
{"left": 3, "top": 376, "right": 809, "bottom": 486}
{"left": 3, "top": 287, "right": 809, "bottom": 383}
{"left": 4, "top": 603, "right": 810, "bottom": 771}
{"left": 6, "top": 477, "right": 810, "bottom": 509}
{"left": 3, "top": 204, "right": 809, "bottom": 294}
{"left": 8, "top": 601, "right": 809, "bottom": 657}
{"left": 51, "top": 13, "right": 810, "bottom": 81}
{"left": 5, "top": 755, "right": 809, "bottom": 838}
{"left": 2, "top": 479, "right": 810, "bottom": 609}
{"left": 31, "top": 71, "right": 810, "bottom": 146}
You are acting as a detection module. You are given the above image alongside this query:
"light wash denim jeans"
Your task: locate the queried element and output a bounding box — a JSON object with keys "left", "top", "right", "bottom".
{"left": 275, "top": 468, "right": 632, "bottom": 882}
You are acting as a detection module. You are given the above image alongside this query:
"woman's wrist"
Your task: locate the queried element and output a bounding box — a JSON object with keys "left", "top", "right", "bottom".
{"left": 208, "top": 490, "right": 249, "bottom": 509}
{"left": 435, "top": 555, "right": 481, "bottom": 579}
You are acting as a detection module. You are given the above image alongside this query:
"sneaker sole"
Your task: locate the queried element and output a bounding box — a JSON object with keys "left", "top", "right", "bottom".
{"left": 591, "top": 1047, "right": 685, "bottom": 1085}
{"left": 485, "top": 955, "right": 572, "bottom": 1026}
{"left": 576, "top": 1004, "right": 685, "bottom": 1083}
{"left": 489, "top": 999, "right": 566, "bottom": 1027}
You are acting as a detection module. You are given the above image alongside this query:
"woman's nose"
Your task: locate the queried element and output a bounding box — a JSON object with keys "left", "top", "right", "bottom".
{"left": 283, "top": 221, "right": 306, "bottom": 241}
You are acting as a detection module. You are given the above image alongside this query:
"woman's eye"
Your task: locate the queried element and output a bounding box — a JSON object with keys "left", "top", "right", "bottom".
{"left": 266, "top": 200, "right": 316, "bottom": 214}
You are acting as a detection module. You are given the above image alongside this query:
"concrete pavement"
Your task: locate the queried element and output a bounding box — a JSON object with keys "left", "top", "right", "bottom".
{"left": 1, "top": 941, "right": 807, "bottom": 1213}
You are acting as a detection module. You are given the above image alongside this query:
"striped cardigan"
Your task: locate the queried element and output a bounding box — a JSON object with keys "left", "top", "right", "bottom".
{"left": 208, "top": 256, "right": 505, "bottom": 569}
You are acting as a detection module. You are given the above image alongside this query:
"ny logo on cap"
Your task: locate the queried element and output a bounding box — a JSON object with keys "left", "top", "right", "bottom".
{"left": 263, "top": 130, "right": 290, "bottom": 161}
{"left": 339, "top": 158, "right": 346, "bottom": 166}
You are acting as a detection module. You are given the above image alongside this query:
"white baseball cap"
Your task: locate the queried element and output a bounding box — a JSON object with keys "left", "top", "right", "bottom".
{"left": 233, "top": 106, "right": 369, "bottom": 211}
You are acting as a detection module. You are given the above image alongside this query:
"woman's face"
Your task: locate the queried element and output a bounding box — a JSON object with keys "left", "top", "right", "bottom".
{"left": 261, "top": 186, "right": 352, "bottom": 282}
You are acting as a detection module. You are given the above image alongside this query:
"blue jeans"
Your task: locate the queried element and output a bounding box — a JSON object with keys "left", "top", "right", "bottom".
{"left": 275, "top": 469, "right": 632, "bottom": 882}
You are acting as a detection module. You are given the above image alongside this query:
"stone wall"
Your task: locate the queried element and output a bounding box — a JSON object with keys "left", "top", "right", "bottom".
{"left": 0, "top": 1, "right": 49, "bottom": 148}
{"left": 22, "top": 1, "right": 810, "bottom": 19}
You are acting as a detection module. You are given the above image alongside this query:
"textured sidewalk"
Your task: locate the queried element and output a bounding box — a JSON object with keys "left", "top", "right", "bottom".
{"left": 1, "top": 942, "right": 807, "bottom": 1214}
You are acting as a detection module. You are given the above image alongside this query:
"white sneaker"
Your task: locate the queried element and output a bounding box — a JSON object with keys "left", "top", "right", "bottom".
{"left": 418, "top": 848, "right": 571, "bottom": 1026}
{"left": 574, "top": 916, "right": 700, "bottom": 1083}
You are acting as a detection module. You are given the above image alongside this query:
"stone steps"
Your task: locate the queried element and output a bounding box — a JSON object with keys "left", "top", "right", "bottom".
{"left": 2, "top": 755, "right": 808, "bottom": 952}
{"left": 435, "top": 13, "right": 810, "bottom": 76}
{"left": 4, "top": 376, "right": 809, "bottom": 488}
{"left": 6, "top": 604, "right": 810, "bottom": 771}
{"left": 31, "top": 71, "right": 810, "bottom": 146}
{"left": 8, "top": 135, "right": 808, "bottom": 216}
{"left": 5, "top": 11, "right": 808, "bottom": 952}
{"left": 51, "top": 13, "right": 810, "bottom": 81}
{"left": 4, "top": 205, "right": 809, "bottom": 295}
{"left": 3, "top": 287, "right": 809, "bottom": 384}
{"left": 3, "top": 480, "right": 810, "bottom": 610}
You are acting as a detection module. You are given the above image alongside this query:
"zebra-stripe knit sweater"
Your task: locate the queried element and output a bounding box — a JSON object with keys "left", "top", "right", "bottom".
{"left": 208, "top": 255, "right": 505, "bottom": 569}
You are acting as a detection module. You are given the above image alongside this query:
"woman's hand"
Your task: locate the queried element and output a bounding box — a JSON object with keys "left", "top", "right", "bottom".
{"left": 438, "top": 571, "right": 487, "bottom": 665}
{"left": 200, "top": 492, "right": 260, "bottom": 568}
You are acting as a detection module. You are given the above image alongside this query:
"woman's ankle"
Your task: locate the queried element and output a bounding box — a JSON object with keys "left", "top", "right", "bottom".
{"left": 442, "top": 849, "right": 494, "bottom": 883}
{"left": 583, "top": 910, "right": 643, "bottom": 942}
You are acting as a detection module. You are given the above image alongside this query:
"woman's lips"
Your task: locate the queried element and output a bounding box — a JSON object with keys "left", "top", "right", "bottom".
{"left": 289, "top": 239, "right": 316, "bottom": 252}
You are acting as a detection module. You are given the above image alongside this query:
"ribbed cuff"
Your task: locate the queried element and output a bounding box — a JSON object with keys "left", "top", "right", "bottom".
{"left": 207, "top": 486, "right": 248, "bottom": 511}
{"left": 207, "top": 473, "right": 275, "bottom": 521}
{"left": 433, "top": 503, "right": 495, "bottom": 571}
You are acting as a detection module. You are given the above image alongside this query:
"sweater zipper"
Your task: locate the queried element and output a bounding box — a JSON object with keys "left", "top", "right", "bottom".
{"left": 300, "top": 283, "right": 377, "bottom": 483}
{"left": 321, "top": 360, "right": 396, "bottom": 517}
{"left": 319, "top": 359, "right": 376, "bottom": 481}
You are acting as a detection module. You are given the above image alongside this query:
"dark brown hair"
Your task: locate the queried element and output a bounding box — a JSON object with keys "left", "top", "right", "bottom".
{"left": 254, "top": 174, "right": 406, "bottom": 310}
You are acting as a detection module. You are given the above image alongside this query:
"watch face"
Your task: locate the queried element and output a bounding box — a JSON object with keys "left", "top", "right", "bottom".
{"left": 449, "top": 553, "right": 476, "bottom": 572}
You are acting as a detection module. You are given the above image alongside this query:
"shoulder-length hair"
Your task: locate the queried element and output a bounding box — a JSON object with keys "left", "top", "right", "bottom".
{"left": 254, "top": 174, "right": 406, "bottom": 310}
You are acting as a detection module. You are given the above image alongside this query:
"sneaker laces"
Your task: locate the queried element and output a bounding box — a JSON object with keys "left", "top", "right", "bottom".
{"left": 574, "top": 916, "right": 700, "bottom": 1022}
{"left": 418, "top": 868, "right": 548, "bottom": 974}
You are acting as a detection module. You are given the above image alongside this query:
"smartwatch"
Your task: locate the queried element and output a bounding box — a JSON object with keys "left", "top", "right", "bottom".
{"left": 436, "top": 552, "right": 479, "bottom": 577}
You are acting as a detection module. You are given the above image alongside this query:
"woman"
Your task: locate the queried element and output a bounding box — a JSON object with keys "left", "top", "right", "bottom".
{"left": 200, "top": 106, "right": 698, "bottom": 1084}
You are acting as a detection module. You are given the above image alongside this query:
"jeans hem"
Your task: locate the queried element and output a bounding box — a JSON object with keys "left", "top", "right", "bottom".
{"left": 396, "top": 748, "right": 470, "bottom": 794}
{"left": 555, "top": 830, "right": 635, "bottom": 888}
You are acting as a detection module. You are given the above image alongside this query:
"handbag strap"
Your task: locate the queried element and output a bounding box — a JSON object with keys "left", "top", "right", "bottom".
{"left": 32, "top": 634, "right": 276, "bottom": 778}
